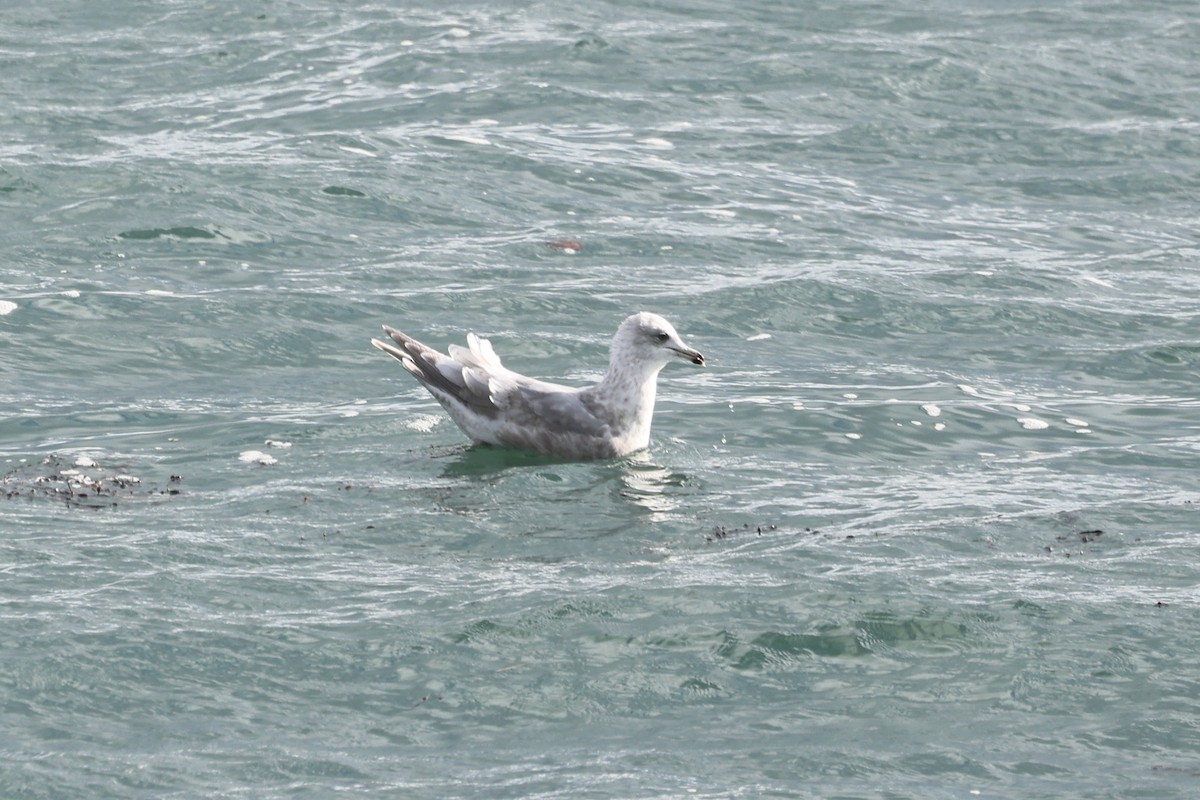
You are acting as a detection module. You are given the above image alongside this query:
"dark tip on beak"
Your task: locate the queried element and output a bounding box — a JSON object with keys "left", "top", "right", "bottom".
{"left": 670, "top": 345, "right": 705, "bottom": 366}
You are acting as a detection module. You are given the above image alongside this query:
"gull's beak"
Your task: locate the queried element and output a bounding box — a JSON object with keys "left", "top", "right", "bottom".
{"left": 672, "top": 346, "right": 705, "bottom": 366}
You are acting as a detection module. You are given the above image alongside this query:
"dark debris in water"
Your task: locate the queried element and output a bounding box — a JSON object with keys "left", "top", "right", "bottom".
{"left": 705, "top": 522, "right": 800, "bottom": 544}
{"left": 1045, "top": 528, "right": 1110, "bottom": 557}
{"left": 1061, "top": 528, "right": 1105, "bottom": 543}
{"left": 545, "top": 238, "right": 583, "bottom": 253}
{"left": 1151, "top": 764, "right": 1200, "bottom": 777}
{"left": 2, "top": 454, "right": 182, "bottom": 509}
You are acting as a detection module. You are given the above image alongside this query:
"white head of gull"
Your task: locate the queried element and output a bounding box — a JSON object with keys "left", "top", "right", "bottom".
{"left": 371, "top": 312, "right": 705, "bottom": 460}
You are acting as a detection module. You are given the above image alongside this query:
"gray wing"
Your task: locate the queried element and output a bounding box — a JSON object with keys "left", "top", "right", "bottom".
{"left": 499, "top": 383, "right": 611, "bottom": 439}
{"left": 372, "top": 327, "right": 609, "bottom": 438}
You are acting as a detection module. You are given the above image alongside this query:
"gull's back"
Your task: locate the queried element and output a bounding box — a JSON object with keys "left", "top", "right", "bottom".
{"left": 372, "top": 326, "right": 621, "bottom": 458}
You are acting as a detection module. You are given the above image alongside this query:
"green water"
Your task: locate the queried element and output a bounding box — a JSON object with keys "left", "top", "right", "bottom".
{"left": 2, "top": 1, "right": 1199, "bottom": 797}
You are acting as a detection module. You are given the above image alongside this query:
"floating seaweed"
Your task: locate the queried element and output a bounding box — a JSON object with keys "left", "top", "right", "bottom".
{"left": 1, "top": 454, "right": 181, "bottom": 509}
{"left": 704, "top": 522, "right": 785, "bottom": 543}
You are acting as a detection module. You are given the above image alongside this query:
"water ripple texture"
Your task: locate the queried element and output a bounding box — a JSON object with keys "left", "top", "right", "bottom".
{"left": 2, "top": 1, "right": 1199, "bottom": 798}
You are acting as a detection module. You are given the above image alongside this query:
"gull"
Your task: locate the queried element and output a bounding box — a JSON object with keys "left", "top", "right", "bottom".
{"left": 371, "top": 312, "right": 705, "bottom": 460}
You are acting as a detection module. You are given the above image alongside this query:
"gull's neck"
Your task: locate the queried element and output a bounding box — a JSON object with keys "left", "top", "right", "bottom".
{"left": 591, "top": 345, "right": 665, "bottom": 442}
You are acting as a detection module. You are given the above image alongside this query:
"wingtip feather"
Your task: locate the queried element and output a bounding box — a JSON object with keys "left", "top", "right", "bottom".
{"left": 371, "top": 337, "right": 407, "bottom": 361}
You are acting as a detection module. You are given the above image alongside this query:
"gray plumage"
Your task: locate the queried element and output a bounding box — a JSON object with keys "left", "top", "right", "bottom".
{"left": 370, "top": 312, "right": 705, "bottom": 460}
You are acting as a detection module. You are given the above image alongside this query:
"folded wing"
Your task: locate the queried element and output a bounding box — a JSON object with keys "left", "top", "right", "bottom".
{"left": 372, "top": 326, "right": 610, "bottom": 441}
{"left": 497, "top": 382, "right": 611, "bottom": 439}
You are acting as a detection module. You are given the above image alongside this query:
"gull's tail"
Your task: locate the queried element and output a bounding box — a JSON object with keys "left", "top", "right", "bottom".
{"left": 371, "top": 326, "right": 498, "bottom": 415}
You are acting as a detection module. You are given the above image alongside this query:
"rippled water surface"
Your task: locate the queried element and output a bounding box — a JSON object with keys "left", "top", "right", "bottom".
{"left": 3, "top": 1, "right": 1199, "bottom": 797}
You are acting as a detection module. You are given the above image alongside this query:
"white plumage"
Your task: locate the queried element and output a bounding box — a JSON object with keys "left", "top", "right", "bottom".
{"left": 370, "top": 312, "right": 705, "bottom": 460}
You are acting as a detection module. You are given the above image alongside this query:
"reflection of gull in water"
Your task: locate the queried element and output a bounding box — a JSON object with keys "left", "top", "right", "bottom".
{"left": 618, "top": 451, "right": 689, "bottom": 518}
{"left": 371, "top": 312, "right": 705, "bottom": 460}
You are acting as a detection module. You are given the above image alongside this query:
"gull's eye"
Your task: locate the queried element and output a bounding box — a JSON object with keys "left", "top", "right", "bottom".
{"left": 654, "top": 332, "right": 670, "bottom": 343}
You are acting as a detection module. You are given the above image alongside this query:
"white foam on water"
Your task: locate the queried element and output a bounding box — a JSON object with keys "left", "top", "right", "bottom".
{"left": 238, "top": 450, "right": 277, "bottom": 465}
{"left": 639, "top": 137, "right": 674, "bottom": 149}
{"left": 1017, "top": 417, "right": 1050, "bottom": 430}
{"left": 0, "top": 300, "right": 17, "bottom": 315}
{"left": 746, "top": 333, "right": 771, "bottom": 341}
{"left": 441, "top": 133, "right": 490, "bottom": 146}
{"left": 406, "top": 414, "right": 444, "bottom": 433}
{"left": 921, "top": 403, "right": 942, "bottom": 417}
